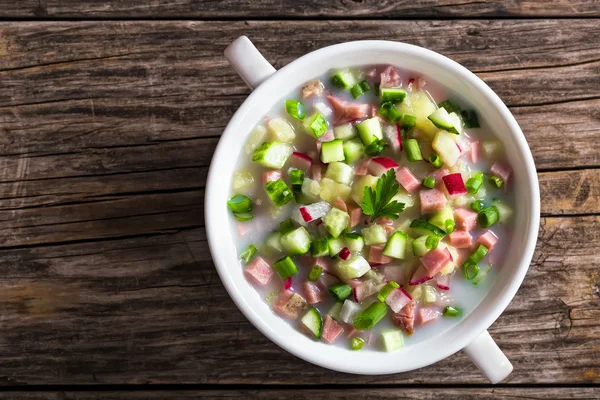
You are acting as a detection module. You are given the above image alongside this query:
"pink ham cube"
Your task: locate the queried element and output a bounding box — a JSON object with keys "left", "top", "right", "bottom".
{"left": 354, "top": 159, "right": 370, "bottom": 176}
{"left": 419, "top": 188, "right": 447, "bottom": 214}
{"left": 332, "top": 197, "right": 348, "bottom": 212}
{"left": 454, "top": 208, "right": 478, "bottom": 231}
{"left": 392, "top": 300, "right": 416, "bottom": 334}
{"left": 262, "top": 170, "right": 282, "bottom": 185}
{"left": 448, "top": 230, "right": 473, "bottom": 249}
{"left": 303, "top": 281, "right": 327, "bottom": 304}
{"left": 311, "top": 163, "right": 323, "bottom": 180}
{"left": 327, "top": 95, "right": 370, "bottom": 124}
{"left": 475, "top": 230, "right": 499, "bottom": 251}
{"left": 368, "top": 245, "right": 393, "bottom": 265}
{"left": 322, "top": 315, "right": 344, "bottom": 344}
{"left": 245, "top": 256, "right": 273, "bottom": 286}
{"left": 417, "top": 307, "right": 439, "bottom": 325}
{"left": 396, "top": 167, "right": 420, "bottom": 193}
{"left": 420, "top": 248, "right": 452, "bottom": 276}
{"left": 380, "top": 66, "right": 402, "bottom": 88}
{"left": 290, "top": 152, "right": 312, "bottom": 171}
{"left": 274, "top": 291, "right": 307, "bottom": 319}
{"left": 490, "top": 161, "right": 512, "bottom": 183}
{"left": 303, "top": 255, "right": 331, "bottom": 272}
{"left": 347, "top": 202, "right": 363, "bottom": 228}
{"left": 470, "top": 141, "right": 479, "bottom": 163}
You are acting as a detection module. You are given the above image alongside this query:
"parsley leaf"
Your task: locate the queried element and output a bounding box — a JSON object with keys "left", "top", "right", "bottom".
{"left": 360, "top": 169, "right": 405, "bottom": 221}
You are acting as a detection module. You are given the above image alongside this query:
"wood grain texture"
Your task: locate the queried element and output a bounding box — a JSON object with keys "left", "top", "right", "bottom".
{"left": 0, "top": 216, "right": 597, "bottom": 385}
{"left": 0, "top": 388, "right": 598, "bottom": 399}
{"left": 0, "top": 0, "right": 598, "bottom": 18}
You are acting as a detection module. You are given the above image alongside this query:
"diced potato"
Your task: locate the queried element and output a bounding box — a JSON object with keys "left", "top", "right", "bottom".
{"left": 482, "top": 140, "right": 503, "bottom": 158}
{"left": 432, "top": 130, "right": 461, "bottom": 167}
{"left": 422, "top": 285, "right": 437, "bottom": 304}
{"left": 398, "top": 92, "right": 438, "bottom": 138}
{"left": 244, "top": 125, "right": 268, "bottom": 154}
{"left": 407, "top": 284, "right": 423, "bottom": 301}
{"left": 232, "top": 170, "right": 255, "bottom": 193}
{"left": 320, "top": 178, "right": 351, "bottom": 203}
{"left": 268, "top": 118, "right": 295, "bottom": 143}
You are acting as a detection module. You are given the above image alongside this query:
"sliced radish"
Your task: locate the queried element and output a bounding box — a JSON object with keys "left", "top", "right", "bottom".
{"left": 383, "top": 124, "right": 401, "bottom": 153}
{"left": 385, "top": 287, "right": 412, "bottom": 313}
{"left": 442, "top": 173, "right": 467, "bottom": 195}
{"left": 284, "top": 277, "right": 292, "bottom": 290}
{"left": 368, "top": 157, "right": 399, "bottom": 176}
{"left": 409, "top": 264, "right": 434, "bottom": 286}
{"left": 290, "top": 152, "right": 312, "bottom": 171}
{"left": 339, "top": 247, "right": 351, "bottom": 260}
{"left": 436, "top": 274, "right": 451, "bottom": 291}
{"left": 292, "top": 201, "right": 332, "bottom": 225}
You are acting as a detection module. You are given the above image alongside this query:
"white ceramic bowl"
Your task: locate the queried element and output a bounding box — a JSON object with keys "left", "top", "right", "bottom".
{"left": 205, "top": 37, "right": 540, "bottom": 383}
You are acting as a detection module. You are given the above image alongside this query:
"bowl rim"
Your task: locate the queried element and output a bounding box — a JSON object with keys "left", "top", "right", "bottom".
{"left": 205, "top": 40, "right": 540, "bottom": 374}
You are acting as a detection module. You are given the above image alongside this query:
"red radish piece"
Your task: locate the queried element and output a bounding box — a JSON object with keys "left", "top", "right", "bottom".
{"left": 436, "top": 274, "right": 451, "bottom": 291}
{"left": 444, "top": 247, "right": 454, "bottom": 262}
{"left": 408, "top": 78, "right": 415, "bottom": 85}
{"left": 396, "top": 167, "right": 420, "bottom": 193}
{"left": 442, "top": 173, "right": 467, "bottom": 195}
{"left": 409, "top": 264, "right": 434, "bottom": 285}
{"left": 490, "top": 161, "right": 512, "bottom": 183}
{"left": 317, "top": 129, "right": 335, "bottom": 143}
{"left": 449, "top": 230, "right": 472, "bottom": 248}
{"left": 419, "top": 188, "right": 447, "bottom": 214}
{"left": 332, "top": 197, "right": 348, "bottom": 212}
{"left": 322, "top": 315, "right": 344, "bottom": 343}
{"left": 475, "top": 230, "right": 499, "bottom": 251}
{"left": 417, "top": 307, "right": 439, "bottom": 325}
{"left": 339, "top": 247, "right": 351, "bottom": 260}
{"left": 380, "top": 66, "right": 402, "bottom": 88}
{"left": 290, "top": 152, "right": 312, "bottom": 171}
{"left": 293, "top": 201, "right": 332, "bottom": 225}
{"left": 386, "top": 288, "right": 412, "bottom": 313}
{"left": 303, "top": 281, "right": 326, "bottom": 304}
{"left": 368, "top": 157, "right": 399, "bottom": 176}
{"left": 347, "top": 202, "right": 363, "bottom": 228}
{"left": 454, "top": 208, "right": 478, "bottom": 232}
{"left": 262, "top": 170, "right": 282, "bottom": 185}
{"left": 469, "top": 141, "right": 480, "bottom": 163}
{"left": 284, "top": 277, "right": 292, "bottom": 290}
{"left": 420, "top": 248, "right": 452, "bottom": 277}
{"left": 392, "top": 300, "right": 416, "bottom": 334}
{"left": 327, "top": 95, "right": 370, "bottom": 124}
{"left": 368, "top": 245, "right": 393, "bottom": 265}
{"left": 311, "top": 163, "right": 322, "bottom": 180}
{"left": 245, "top": 256, "right": 273, "bottom": 286}
{"left": 383, "top": 124, "right": 401, "bottom": 153}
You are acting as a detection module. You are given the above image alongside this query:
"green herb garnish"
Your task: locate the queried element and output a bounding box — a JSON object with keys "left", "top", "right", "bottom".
{"left": 360, "top": 169, "right": 405, "bottom": 221}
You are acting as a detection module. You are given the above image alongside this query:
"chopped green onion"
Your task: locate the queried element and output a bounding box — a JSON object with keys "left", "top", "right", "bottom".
{"left": 438, "top": 100, "right": 462, "bottom": 114}
{"left": 377, "top": 280, "right": 399, "bottom": 302}
{"left": 353, "top": 302, "right": 388, "bottom": 330}
{"left": 460, "top": 110, "right": 480, "bottom": 128}
{"left": 233, "top": 212, "right": 254, "bottom": 222}
{"left": 351, "top": 337, "right": 365, "bottom": 350}
{"left": 328, "top": 282, "right": 352, "bottom": 301}
{"left": 380, "top": 88, "right": 407, "bottom": 103}
{"left": 471, "top": 200, "right": 485, "bottom": 213}
{"left": 379, "top": 102, "right": 402, "bottom": 123}
{"left": 466, "top": 173, "right": 484, "bottom": 194}
{"left": 463, "top": 262, "right": 479, "bottom": 280}
{"left": 308, "top": 265, "right": 323, "bottom": 282}
{"left": 308, "top": 113, "right": 329, "bottom": 138}
{"left": 240, "top": 244, "right": 257, "bottom": 264}
{"left": 489, "top": 175, "right": 504, "bottom": 188}
{"left": 350, "top": 80, "right": 371, "bottom": 99}
{"left": 428, "top": 153, "right": 443, "bottom": 169}
{"left": 227, "top": 194, "right": 252, "bottom": 214}
{"left": 364, "top": 139, "right": 388, "bottom": 157}
{"left": 478, "top": 205, "right": 500, "bottom": 228}
{"left": 467, "top": 244, "right": 489, "bottom": 265}
{"left": 273, "top": 256, "right": 298, "bottom": 279}
{"left": 405, "top": 139, "right": 423, "bottom": 162}
{"left": 285, "top": 100, "right": 306, "bottom": 120}
{"left": 279, "top": 218, "right": 295, "bottom": 234}
{"left": 401, "top": 115, "right": 417, "bottom": 131}
{"left": 425, "top": 235, "right": 439, "bottom": 249}
{"left": 423, "top": 176, "right": 436, "bottom": 189}
{"left": 289, "top": 169, "right": 305, "bottom": 188}
{"left": 445, "top": 218, "right": 455, "bottom": 234}
{"left": 442, "top": 306, "right": 462, "bottom": 317}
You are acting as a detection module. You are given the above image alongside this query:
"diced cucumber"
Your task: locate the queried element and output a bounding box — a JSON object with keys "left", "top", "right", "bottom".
{"left": 329, "top": 302, "right": 344, "bottom": 322}
{"left": 427, "top": 108, "right": 461, "bottom": 135}
{"left": 266, "top": 232, "right": 284, "bottom": 253}
{"left": 398, "top": 92, "right": 438, "bottom": 138}
{"left": 289, "top": 169, "right": 304, "bottom": 189}
{"left": 311, "top": 236, "right": 330, "bottom": 257}
{"left": 334, "top": 123, "right": 357, "bottom": 140}
{"left": 493, "top": 199, "right": 514, "bottom": 223}
{"left": 301, "top": 307, "right": 323, "bottom": 339}
{"left": 339, "top": 299, "right": 362, "bottom": 324}
{"left": 345, "top": 233, "right": 365, "bottom": 252}
{"left": 267, "top": 117, "right": 296, "bottom": 142}
{"left": 328, "top": 236, "right": 345, "bottom": 256}
{"left": 321, "top": 139, "right": 345, "bottom": 164}
{"left": 252, "top": 141, "right": 293, "bottom": 169}
{"left": 303, "top": 112, "right": 329, "bottom": 139}
{"left": 461, "top": 110, "right": 480, "bottom": 129}
{"left": 265, "top": 179, "right": 293, "bottom": 207}
{"left": 407, "top": 284, "right": 422, "bottom": 301}
{"left": 382, "top": 231, "right": 408, "bottom": 259}
{"left": 301, "top": 177, "right": 322, "bottom": 202}
{"left": 351, "top": 175, "right": 378, "bottom": 205}
{"left": 330, "top": 69, "right": 356, "bottom": 89}
{"left": 381, "top": 329, "right": 404, "bottom": 352}
{"left": 323, "top": 207, "right": 350, "bottom": 238}
{"left": 428, "top": 205, "right": 454, "bottom": 231}
{"left": 409, "top": 219, "right": 446, "bottom": 236}
{"left": 432, "top": 130, "right": 461, "bottom": 167}
{"left": 356, "top": 117, "right": 383, "bottom": 146}
{"left": 448, "top": 112, "right": 463, "bottom": 135}
{"left": 325, "top": 162, "right": 354, "bottom": 185}
{"left": 380, "top": 88, "right": 407, "bottom": 104}
{"left": 279, "top": 218, "right": 295, "bottom": 234}
{"left": 320, "top": 178, "right": 352, "bottom": 203}
{"left": 361, "top": 224, "right": 388, "bottom": 246}
{"left": 412, "top": 235, "right": 439, "bottom": 257}
{"left": 335, "top": 255, "right": 371, "bottom": 281}
{"left": 343, "top": 139, "right": 366, "bottom": 164}
{"left": 422, "top": 285, "right": 437, "bottom": 304}
{"left": 280, "top": 226, "right": 312, "bottom": 255}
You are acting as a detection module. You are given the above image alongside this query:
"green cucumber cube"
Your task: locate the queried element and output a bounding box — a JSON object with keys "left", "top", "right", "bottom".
{"left": 361, "top": 224, "right": 387, "bottom": 246}
{"left": 330, "top": 69, "right": 356, "bottom": 89}
{"left": 382, "top": 231, "right": 408, "bottom": 259}
{"left": 328, "top": 236, "right": 346, "bottom": 256}
{"left": 265, "top": 179, "right": 293, "bottom": 207}
{"left": 381, "top": 329, "right": 404, "bottom": 352}
{"left": 428, "top": 205, "right": 454, "bottom": 232}
{"left": 343, "top": 139, "right": 365, "bottom": 164}
{"left": 322, "top": 207, "right": 350, "bottom": 238}
{"left": 380, "top": 88, "right": 407, "bottom": 104}
{"left": 345, "top": 233, "right": 364, "bottom": 252}
{"left": 303, "top": 112, "right": 329, "bottom": 139}
{"left": 252, "top": 141, "right": 293, "bottom": 169}
{"left": 320, "top": 139, "right": 345, "bottom": 164}
{"left": 335, "top": 255, "right": 371, "bottom": 281}
{"left": 334, "top": 123, "right": 357, "bottom": 140}
{"left": 325, "top": 162, "right": 354, "bottom": 185}
{"left": 356, "top": 117, "right": 383, "bottom": 146}
{"left": 310, "top": 236, "right": 330, "bottom": 257}
{"left": 280, "top": 226, "right": 312, "bottom": 255}
{"left": 301, "top": 307, "right": 323, "bottom": 339}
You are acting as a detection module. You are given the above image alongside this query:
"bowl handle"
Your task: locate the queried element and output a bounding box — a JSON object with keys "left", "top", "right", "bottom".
{"left": 463, "top": 330, "right": 513, "bottom": 384}
{"left": 224, "top": 36, "right": 277, "bottom": 91}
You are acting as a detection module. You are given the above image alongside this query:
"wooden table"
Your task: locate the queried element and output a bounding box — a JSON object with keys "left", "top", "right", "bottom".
{"left": 0, "top": 1, "right": 598, "bottom": 399}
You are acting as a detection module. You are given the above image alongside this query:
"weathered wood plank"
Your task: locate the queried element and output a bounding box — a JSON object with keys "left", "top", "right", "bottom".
{"left": 0, "top": 216, "right": 597, "bottom": 385}
{"left": 0, "top": 0, "right": 598, "bottom": 18}
{"left": 0, "top": 387, "right": 598, "bottom": 399}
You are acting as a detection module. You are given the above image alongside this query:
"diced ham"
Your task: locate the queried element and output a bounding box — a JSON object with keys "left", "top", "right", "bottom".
{"left": 327, "top": 95, "right": 370, "bottom": 124}
{"left": 345, "top": 326, "right": 358, "bottom": 338}
{"left": 475, "top": 230, "right": 499, "bottom": 251}
{"left": 470, "top": 141, "right": 480, "bottom": 163}
{"left": 396, "top": 167, "right": 420, "bottom": 193}
{"left": 490, "top": 161, "right": 512, "bottom": 183}
{"left": 290, "top": 152, "right": 312, "bottom": 171}
{"left": 354, "top": 159, "right": 370, "bottom": 176}
{"left": 454, "top": 208, "right": 478, "bottom": 232}
{"left": 420, "top": 247, "right": 452, "bottom": 277}
{"left": 303, "top": 281, "right": 327, "bottom": 304}
{"left": 392, "top": 300, "right": 416, "bottom": 334}
{"left": 386, "top": 288, "right": 412, "bottom": 313}
{"left": 275, "top": 291, "right": 307, "bottom": 319}
{"left": 448, "top": 230, "right": 472, "bottom": 249}
{"left": 417, "top": 307, "right": 439, "bottom": 325}
{"left": 380, "top": 66, "right": 402, "bottom": 88}
{"left": 317, "top": 129, "right": 335, "bottom": 142}
{"left": 419, "top": 188, "right": 447, "bottom": 214}
{"left": 245, "top": 256, "right": 273, "bottom": 286}
{"left": 347, "top": 202, "right": 363, "bottom": 228}
{"left": 319, "top": 271, "right": 340, "bottom": 287}
{"left": 304, "top": 256, "right": 332, "bottom": 272}
{"left": 332, "top": 197, "right": 348, "bottom": 212}
{"left": 369, "top": 104, "right": 378, "bottom": 118}
{"left": 322, "top": 315, "right": 344, "bottom": 343}
{"left": 262, "top": 170, "right": 282, "bottom": 185}
{"left": 383, "top": 224, "right": 395, "bottom": 236}
{"left": 409, "top": 264, "right": 433, "bottom": 286}
{"left": 311, "top": 163, "right": 323, "bottom": 180}
{"left": 431, "top": 168, "right": 451, "bottom": 181}
{"left": 368, "top": 245, "right": 393, "bottom": 265}
{"left": 301, "top": 78, "right": 324, "bottom": 99}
